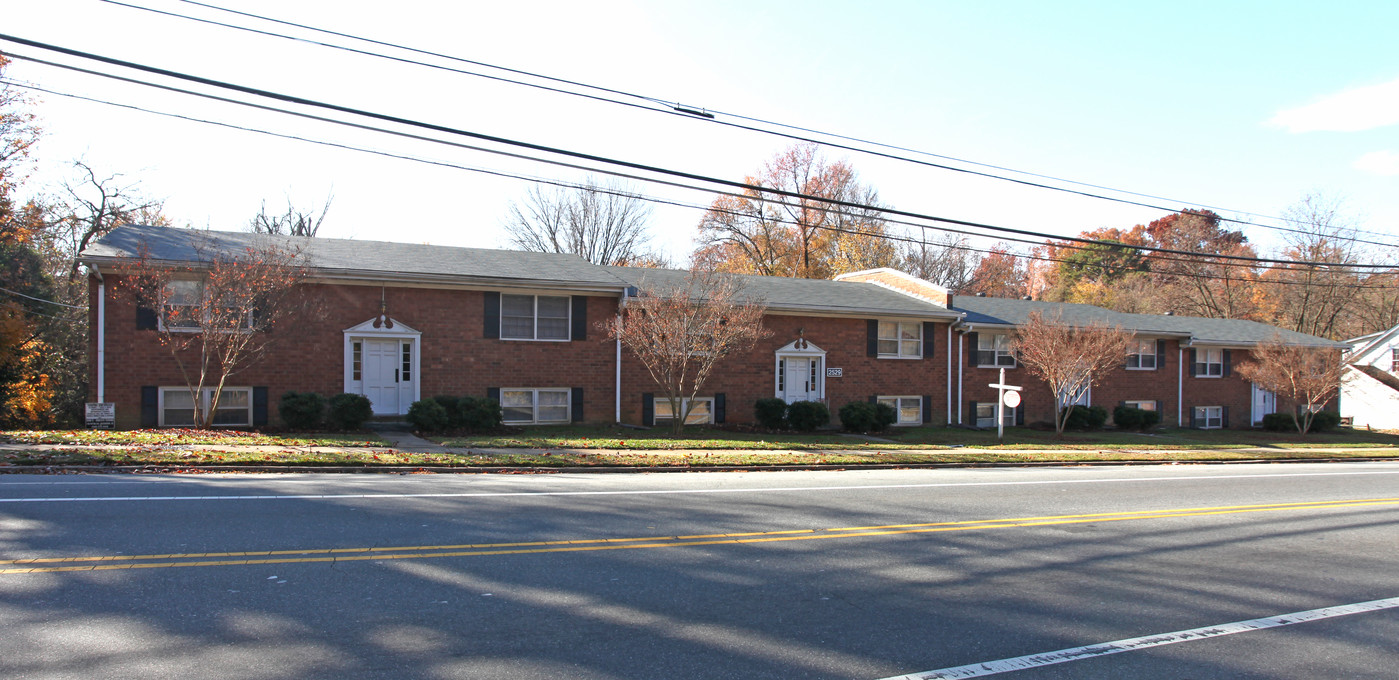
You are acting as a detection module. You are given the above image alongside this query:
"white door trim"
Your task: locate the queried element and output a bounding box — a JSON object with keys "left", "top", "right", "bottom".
{"left": 344, "top": 317, "right": 422, "bottom": 415}
{"left": 774, "top": 339, "right": 827, "bottom": 403}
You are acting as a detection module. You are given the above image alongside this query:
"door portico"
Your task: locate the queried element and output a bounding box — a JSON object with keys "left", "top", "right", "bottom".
{"left": 774, "top": 338, "right": 827, "bottom": 404}
{"left": 344, "top": 317, "right": 421, "bottom": 416}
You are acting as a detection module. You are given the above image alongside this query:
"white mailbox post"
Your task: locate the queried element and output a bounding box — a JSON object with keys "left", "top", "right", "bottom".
{"left": 988, "top": 367, "right": 1022, "bottom": 442}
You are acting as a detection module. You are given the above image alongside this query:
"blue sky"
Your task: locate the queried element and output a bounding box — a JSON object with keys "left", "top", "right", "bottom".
{"left": 4, "top": 0, "right": 1397, "bottom": 263}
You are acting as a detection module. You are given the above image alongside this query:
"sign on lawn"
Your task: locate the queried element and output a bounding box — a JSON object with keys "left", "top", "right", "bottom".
{"left": 85, "top": 402, "right": 116, "bottom": 430}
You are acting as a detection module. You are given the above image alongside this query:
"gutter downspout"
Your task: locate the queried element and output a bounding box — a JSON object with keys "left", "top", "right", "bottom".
{"left": 614, "top": 314, "right": 622, "bottom": 423}
{"left": 94, "top": 268, "right": 105, "bottom": 404}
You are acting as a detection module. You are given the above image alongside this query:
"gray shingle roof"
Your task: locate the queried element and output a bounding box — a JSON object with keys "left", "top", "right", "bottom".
{"left": 82, "top": 224, "right": 622, "bottom": 288}
{"left": 953, "top": 295, "right": 1344, "bottom": 348}
{"left": 82, "top": 225, "right": 1341, "bottom": 347}
{"left": 602, "top": 266, "right": 960, "bottom": 319}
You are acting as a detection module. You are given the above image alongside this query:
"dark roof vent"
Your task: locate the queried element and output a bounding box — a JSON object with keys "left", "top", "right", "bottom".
{"left": 975, "top": 292, "right": 987, "bottom": 297}
{"left": 1164, "top": 311, "right": 1174, "bottom": 316}
{"left": 1021, "top": 295, "right": 1032, "bottom": 300}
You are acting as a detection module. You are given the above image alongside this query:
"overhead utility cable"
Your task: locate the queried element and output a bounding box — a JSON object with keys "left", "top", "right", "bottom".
{"left": 8, "top": 78, "right": 1394, "bottom": 290}
{"left": 1, "top": 35, "right": 1392, "bottom": 272}
{"left": 102, "top": 0, "right": 1399, "bottom": 246}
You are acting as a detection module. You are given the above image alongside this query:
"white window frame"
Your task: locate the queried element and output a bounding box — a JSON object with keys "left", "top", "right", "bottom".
{"left": 977, "top": 333, "right": 1016, "bottom": 368}
{"left": 654, "top": 397, "right": 714, "bottom": 425}
{"left": 500, "top": 388, "right": 571, "bottom": 425}
{"left": 1126, "top": 338, "right": 1157, "bottom": 370}
{"left": 158, "top": 278, "right": 254, "bottom": 333}
{"left": 877, "top": 395, "right": 923, "bottom": 426}
{"left": 1195, "top": 348, "right": 1224, "bottom": 377}
{"left": 1391, "top": 348, "right": 1398, "bottom": 373}
{"left": 1124, "top": 400, "right": 1157, "bottom": 412}
{"left": 877, "top": 321, "right": 922, "bottom": 359}
{"left": 500, "top": 294, "right": 571, "bottom": 342}
{"left": 157, "top": 386, "right": 252, "bottom": 427}
{"left": 1194, "top": 405, "right": 1223, "bottom": 429}
{"left": 974, "top": 401, "right": 1016, "bottom": 428}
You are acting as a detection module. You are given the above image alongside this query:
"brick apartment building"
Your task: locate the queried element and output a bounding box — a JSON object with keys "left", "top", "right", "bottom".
{"left": 81, "top": 225, "right": 1343, "bottom": 430}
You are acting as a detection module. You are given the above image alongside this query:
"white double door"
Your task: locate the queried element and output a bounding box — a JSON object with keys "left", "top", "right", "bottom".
{"left": 362, "top": 338, "right": 414, "bottom": 415}
{"left": 781, "top": 357, "right": 818, "bottom": 403}
{"left": 1252, "top": 383, "right": 1276, "bottom": 424}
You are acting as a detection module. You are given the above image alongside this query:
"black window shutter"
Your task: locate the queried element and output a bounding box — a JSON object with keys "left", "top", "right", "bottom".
{"left": 922, "top": 322, "right": 936, "bottom": 359}
{"left": 869, "top": 395, "right": 877, "bottom": 404}
{"left": 1016, "top": 404, "right": 1025, "bottom": 426}
{"left": 967, "top": 332, "right": 979, "bottom": 366}
{"left": 921, "top": 395, "right": 932, "bottom": 424}
{"left": 1156, "top": 340, "right": 1167, "bottom": 369}
{"left": 866, "top": 320, "right": 878, "bottom": 357}
{"left": 1188, "top": 348, "right": 1198, "bottom": 377}
{"left": 136, "top": 305, "right": 157, "bottom": 330}
{"left": 571, "top": 296, "right": 587, "bottom": 341}
{"left": 253, "top": 387, "right": 268, "bottom": 427}
{"left": 141, "top": 386, "right": 158, "bottom": 427}
{"left": 1222, "top": 350, "right": 1232, "bottom": 377}
{"left": 968, "top": 401, "right": 976, "bottom": 425}
{"left": 1155, "top": 400, "right": 1162, "bottom": 415}
{"left": 487, "top": 387, "right": 500, "bottom": 403}
{"left": 641, "top": 392, "right": 654, "bottom": 426}
{"left": 1221, "top": 406, "right": 1230, "bottom": 428}
{"left": 1189, "top": 407, "right": 1199, "bottom": 428}
{"left": 483, "top": 292, "right": 500, "bottom": 339}
{"left": 571, "top": 387, "right": 584, "bottom": 423}
{"left": 714, "top": 393, "right": 726, "bottom": 424}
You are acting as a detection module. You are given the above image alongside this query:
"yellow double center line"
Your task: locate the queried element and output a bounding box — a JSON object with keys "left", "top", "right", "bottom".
{"left": 4, "top": 497, "right": 1396, "bottom": 574}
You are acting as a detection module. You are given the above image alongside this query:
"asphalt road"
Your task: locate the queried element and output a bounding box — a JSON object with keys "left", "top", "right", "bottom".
{"left": 1, "top": 463, "right": 1396, "bottom": 679}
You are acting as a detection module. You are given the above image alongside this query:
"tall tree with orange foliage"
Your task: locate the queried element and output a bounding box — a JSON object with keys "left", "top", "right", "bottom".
{"left": 962, "top": 245, "right": 1029, "bottom": 298}
{"left": 693, "top": 143, "right": 897, "bottom": 278}
{"left": 1143, "top": 209, "right": 1261, "bottom": 319}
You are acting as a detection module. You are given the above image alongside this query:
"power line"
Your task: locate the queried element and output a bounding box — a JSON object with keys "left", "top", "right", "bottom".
{"left": 9, "top": 77, "right": 1395, "bottom": 291}
{"left": 4, "top": 36, "right": 1394, "bottom": 274}
{"left": 99, "top": 0, "right": 1399, "bottom": 247}
{"left": 0, "top": 285, "right": 86, "bottom": 309}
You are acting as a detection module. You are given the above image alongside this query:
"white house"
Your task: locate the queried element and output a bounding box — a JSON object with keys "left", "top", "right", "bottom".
{"left": 1341, "top": 325, "right": 1399, "bottom": 430}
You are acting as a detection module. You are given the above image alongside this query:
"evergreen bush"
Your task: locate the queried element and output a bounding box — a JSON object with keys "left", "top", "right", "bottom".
{"left": 407, "top": 399, "right": 449, "bottom": 432}
{"left": 786, "top": 400, "right": 830, "bottom": 432}
{"left": 754, "top": 398, "right": 788, "bottom": 429}
{"left": 327, "top": 393, "right": 373, "bottom": 431}
{"left": 459, "top": 396, "right": 504, "bottom": 431}
{"left": 278, "top": 391, "right": 326, "bottom": 430}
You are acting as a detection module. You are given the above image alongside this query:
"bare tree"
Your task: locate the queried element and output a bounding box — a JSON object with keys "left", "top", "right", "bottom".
{"left": 44, "top": 160, "right": 166, "bottom": 278}
{"left": 602, "top": 271, "right": 770, "bottom": 434}
{"left": 505, "top": 177, "right": 660, "bottom": 266}
{"left": 1261, "top": 194, "right": 1364, "bottom": 340}
{"left": 1236, "top": 336, "right": 1343, "bottom": 433}
{"left": 1012, "top": 310, "right": 1135, "bottom": 434}
{"left": 113, "top": 237, "right": 315, "bottom": 428}
{"left": 901, "top": 232, "right": 979, "bottom": 291}
{"left": 249, "top": 196, "right": 332, "bottom": 237}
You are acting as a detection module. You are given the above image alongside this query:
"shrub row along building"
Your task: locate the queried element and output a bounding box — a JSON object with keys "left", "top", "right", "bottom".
{"left": 80, "top": 224, "right": 1343, "bottom": 430}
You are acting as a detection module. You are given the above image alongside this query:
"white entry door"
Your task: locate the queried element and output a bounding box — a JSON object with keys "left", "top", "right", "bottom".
{"left": 1252, "top": 383, "right": 1276, "bottom": 424}
{"left": 782, "top": 357, "right": 815, "bottom": 403}
{"left": 363, "top": 338, "right": 408, "bottom": 415}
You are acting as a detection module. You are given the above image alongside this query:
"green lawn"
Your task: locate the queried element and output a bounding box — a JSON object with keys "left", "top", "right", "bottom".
{"left": 0, "top": 429, "right": 386, "bottom": 447}
{"left": 436, "top": 424, "right": 1399, "bottom": 451}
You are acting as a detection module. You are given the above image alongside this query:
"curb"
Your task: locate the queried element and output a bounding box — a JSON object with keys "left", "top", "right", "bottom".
{"left": 2, "top": 456, "right": 1396, "bottom": 475}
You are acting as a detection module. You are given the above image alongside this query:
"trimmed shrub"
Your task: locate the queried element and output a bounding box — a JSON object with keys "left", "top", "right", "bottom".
{"left": 1061, "top": 405, "right": 1108, "bottom": 430}
{"left": 459, "top": 396, "right": 504, "bottom": 431}
{"left": 1112, "top": 405, "right": 1161, "bottom": 431}
{"left": 432, "top": 395, "right": 464, "bottom": 428}
{"left": 786, "top": 400, "right": 830, "bottom": 432}
{"left": 754, "top": 398, "right": 788, "bottom": 430}
{"left": 1267, "top": 410, "right": 1341, "bottom": 433}
{"left": 407, "top": 399, "right": 449, "bottom": 432}
{"left": 279, "top": 391, "right": 326, "bottom": 430}
{"left": 1311, "top": 410, "right": 1341, "bottom": 432}
{"left": 327, "top": 393, "right": 373, "bottom": 431}
{"left": 839, "top": 401, "right": 898, "bottom": 433}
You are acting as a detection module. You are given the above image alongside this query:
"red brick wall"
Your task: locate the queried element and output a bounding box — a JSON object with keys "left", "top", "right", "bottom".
{"left": 952, "top": 334, "right": 1258, "bottom": 428}
{"left": 90, "top": 274, "right": 1271, "bottom": 430}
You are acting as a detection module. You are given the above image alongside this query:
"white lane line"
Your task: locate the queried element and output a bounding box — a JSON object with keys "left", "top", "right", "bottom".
{"left": 883, "top": 596, "right": 1399, "bottom": 679}
{"left": 1, "top": 469, "right": 1399, "bottom": 503}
